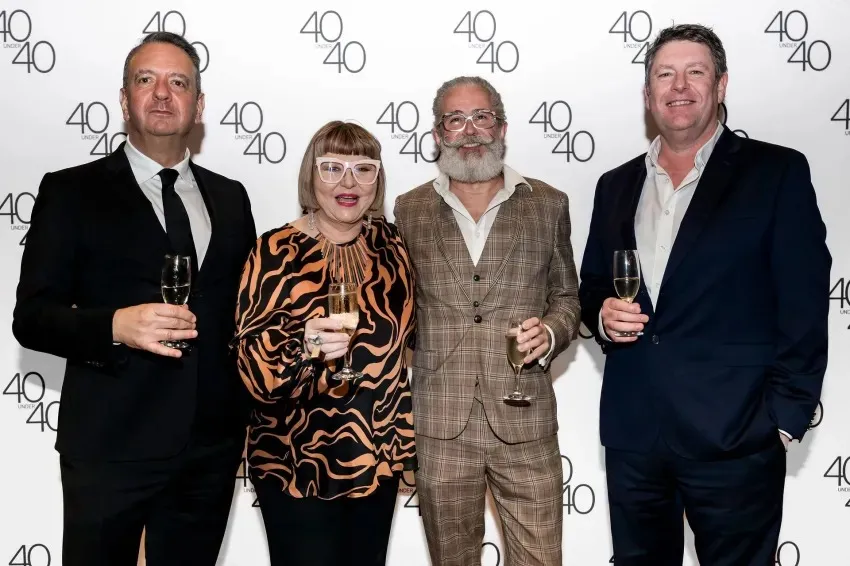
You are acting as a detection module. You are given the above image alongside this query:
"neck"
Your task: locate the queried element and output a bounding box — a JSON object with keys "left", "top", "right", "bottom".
{"left": 128, "top": 132, "right": 188, "bottom": 168}
{"left": 314, "top": 210, "right": 363, "bottom": 244}
{"left": 658, "top": 120, "right": 718, "bottom": 168}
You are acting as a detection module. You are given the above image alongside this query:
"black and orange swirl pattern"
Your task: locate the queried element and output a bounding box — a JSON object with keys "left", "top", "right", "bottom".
{"left": 233, "top": 217, "right": 416, "bottom": 499}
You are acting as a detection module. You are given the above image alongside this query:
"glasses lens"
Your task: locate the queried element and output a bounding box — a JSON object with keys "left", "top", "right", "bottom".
{"left": 318, "top": 161, "right": 344, "bottom": 183}
{"left": 352, "top": 163, "right": 378, "bottom": 184}
{"left": 442, "top": 114, "right": 466, "bottom": 131}
{"left": 472, "top": 111, "right": 495, "bottom": 129}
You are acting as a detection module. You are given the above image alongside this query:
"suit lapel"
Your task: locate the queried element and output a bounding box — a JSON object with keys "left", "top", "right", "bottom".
{"left": 480, "top": 185, "right": 523, "bottom": 298}
{"left": 660, "top": 128, "right": 742, "bottom": 288}
{"left": 188, "top": 162, "right": 219, "bottom": 286}
{"left": 104, "top": 144, "right": 171, "bottom": 253}
{"left": 431, "top": 193, "right": 473, "bottom": 303}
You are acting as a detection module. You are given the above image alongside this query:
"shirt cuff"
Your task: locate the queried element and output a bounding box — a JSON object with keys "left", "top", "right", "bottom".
{"left": 538, "top": 324, "right": 557, "bottom": 366}
{"left": 598, "top": 310, "right": 612, "bottom": 342}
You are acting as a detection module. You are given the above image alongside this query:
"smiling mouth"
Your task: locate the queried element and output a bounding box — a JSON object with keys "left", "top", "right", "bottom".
{"left": 667, "top": 100, "right": 695, "bottom": 107}
{"left": 336, "top": 194, "right": 359, "bottom": 206}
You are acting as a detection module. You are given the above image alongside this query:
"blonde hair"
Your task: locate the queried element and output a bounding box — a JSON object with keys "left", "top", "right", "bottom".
{"left": 298, "top": 121, "right": 386, "bottom": 212}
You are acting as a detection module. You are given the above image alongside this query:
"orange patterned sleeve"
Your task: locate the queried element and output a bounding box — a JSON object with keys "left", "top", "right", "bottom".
{"left": 233, "top": 230, "right": 316, "bottom": 403}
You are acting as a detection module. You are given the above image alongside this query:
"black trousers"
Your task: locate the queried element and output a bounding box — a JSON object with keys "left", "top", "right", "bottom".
{"left": 606, "top": 435, "right": 786, "bottom": 566}
{"left": 60, "top": 433, "right": 243, "bottom": 566}
{"left": 254, "top": 474, "right": 400, "bottom": 566}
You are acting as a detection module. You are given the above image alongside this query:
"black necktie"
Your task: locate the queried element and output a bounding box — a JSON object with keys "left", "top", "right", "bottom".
{"left": 159, "top": 168, "right": 198, "bottom": 278}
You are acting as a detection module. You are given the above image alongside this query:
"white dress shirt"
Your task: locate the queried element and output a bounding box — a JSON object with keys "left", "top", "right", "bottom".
{"left": 124, "top": 139, "right": 212, "bottom": 267}
{"left": 433, "top": 165, "right": 556, "bottom": 365}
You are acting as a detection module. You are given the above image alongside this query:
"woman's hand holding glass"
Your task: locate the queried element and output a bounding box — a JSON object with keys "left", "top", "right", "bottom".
{"left": 303, "top": 317, "right": 349, "bottom": 360}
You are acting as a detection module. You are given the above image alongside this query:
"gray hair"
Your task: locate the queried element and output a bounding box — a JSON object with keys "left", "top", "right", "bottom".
{"left": 644, "top": 24, "right": 727, "bottom": 87}
{"left": 123, "top": 32, "right": 202, "bottom": 97}
{"left": 431, "top": 76, "right": 506, "bottom": 127}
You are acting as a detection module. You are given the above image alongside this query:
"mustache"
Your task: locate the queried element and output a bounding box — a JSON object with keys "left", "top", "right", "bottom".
{"left": 441, "top": 134, "right": 494, "bottom": 149}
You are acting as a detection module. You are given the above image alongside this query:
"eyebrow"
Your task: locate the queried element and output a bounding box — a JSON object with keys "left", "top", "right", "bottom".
{"left": 655, "top": 62, "right": 710, "bottom": 71}
{"left": 133, "top": 69, "right": 192, "bottom": 83}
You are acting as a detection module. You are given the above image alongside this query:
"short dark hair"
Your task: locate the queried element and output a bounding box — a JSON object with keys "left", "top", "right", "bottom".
{"left": 122, "top": 32, "right": 202, "bottom": 97}
{"left": 644, "top": 24, "right": 727, "bottom": 87}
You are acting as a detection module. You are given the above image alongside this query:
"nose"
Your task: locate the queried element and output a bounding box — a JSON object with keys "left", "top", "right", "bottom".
{"left": 153, "top": 77, "right": 171, "bottom": 100}
{"left": 672, "top": 71, "right": 688, "bottom": 92}
{"left": 340, "top": 168, "right": 357, "bottom": 188}
{"left": 462, "top": 117, "right": 477, "bottom": 136}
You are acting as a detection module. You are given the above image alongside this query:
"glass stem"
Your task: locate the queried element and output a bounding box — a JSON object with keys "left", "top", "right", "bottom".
{"left": 514, "top": 367, "right": 522, "bottom": 393}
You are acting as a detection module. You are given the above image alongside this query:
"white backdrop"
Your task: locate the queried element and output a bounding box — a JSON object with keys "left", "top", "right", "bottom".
{"left": 1, "top": 0, "right": 848, "bottom": 564}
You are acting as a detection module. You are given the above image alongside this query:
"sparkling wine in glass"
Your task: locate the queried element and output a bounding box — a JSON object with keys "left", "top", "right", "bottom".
{"left": 160, "top": 254, "right": 192, "bottom": 349}
{"left": 328, "top": 282, "right": 362, "bottom": 381}
{"left": 613, "top": 250, "right": 643, "bottom": 337}
{"left": 503, "top": 319, "right": 531, "bottom": 407}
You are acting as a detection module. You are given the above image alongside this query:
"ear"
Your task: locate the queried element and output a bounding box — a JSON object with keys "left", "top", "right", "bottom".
{"left": 431, "top": 127, "right": 441, "bottom": 147}
{"left": 716, "top": 73, "right": 728, "bottom": 104}
{"left": 119, "top": 88, "right": 130, "bottom": 122}
{"left": 194, "top": 92, "right": 205, "bottom": 124}
{"left": 643, "top": 84, "right": 650, "bottom": 111}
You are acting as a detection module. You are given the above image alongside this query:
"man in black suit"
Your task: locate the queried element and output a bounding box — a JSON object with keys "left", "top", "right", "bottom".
{"left": 13, "top": 32, "right": 256, "bottom": 565}
{"left": 579, "top": 24, "right": 830, "bottom": 565}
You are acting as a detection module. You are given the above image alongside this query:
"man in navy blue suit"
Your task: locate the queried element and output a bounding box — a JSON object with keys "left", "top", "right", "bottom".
{"left": 579, "top": 24, "right": 830, "bottom": 565}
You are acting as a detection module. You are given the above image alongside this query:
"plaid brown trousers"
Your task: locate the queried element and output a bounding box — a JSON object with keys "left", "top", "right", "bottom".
{"left": 394, "top": 174, "right": 581, "bottom": 565}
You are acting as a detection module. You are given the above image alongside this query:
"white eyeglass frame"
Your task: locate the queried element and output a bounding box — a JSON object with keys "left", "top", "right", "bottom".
{"left": 315, "top": 157, "right": 382, "bottom": 184}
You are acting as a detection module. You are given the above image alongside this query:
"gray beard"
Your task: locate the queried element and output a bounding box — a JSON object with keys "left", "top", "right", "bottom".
{"left": 436, "top": 135, "right": 506, "bottom": 183}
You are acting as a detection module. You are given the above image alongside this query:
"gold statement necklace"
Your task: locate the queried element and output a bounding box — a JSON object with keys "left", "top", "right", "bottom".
{"left": 308, "top": 210, "right": 370, "bottom": 286}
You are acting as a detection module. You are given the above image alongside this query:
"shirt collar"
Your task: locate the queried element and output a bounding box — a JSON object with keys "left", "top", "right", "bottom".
{"left": 432, "top": 164, "right": 531, "bottom": 197}
{"left": 646, "top": 120, "right": 724, "bottom": 172}
{"left": 124, "top": 137, "right": 192, "bottom": 187}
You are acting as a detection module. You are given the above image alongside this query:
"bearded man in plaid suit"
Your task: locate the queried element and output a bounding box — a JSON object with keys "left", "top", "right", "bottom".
{"left": 393, "top": 76, "right": 581, "bottom": 566}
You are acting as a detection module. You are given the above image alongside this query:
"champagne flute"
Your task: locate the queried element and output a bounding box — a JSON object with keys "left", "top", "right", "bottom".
{"left": 613, "top": 250, "right": 643, "bottom": 337}
{"left": 328, "top": 282, "right": 362, "bottom": 381}
{"left": 160, "top": 254, "right": 192, "bottom": 349}
{"left": 503, "top": 319, "right": 532, "bottom": 407}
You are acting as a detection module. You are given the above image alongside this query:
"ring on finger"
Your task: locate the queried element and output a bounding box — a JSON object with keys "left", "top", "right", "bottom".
{"left": 307, "top": 333, "right": 324, "bottom": 346}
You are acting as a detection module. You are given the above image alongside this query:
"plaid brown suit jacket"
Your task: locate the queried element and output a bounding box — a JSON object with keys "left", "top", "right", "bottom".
{"left": 394, "top": 173, "right": 580, "bottom": 443}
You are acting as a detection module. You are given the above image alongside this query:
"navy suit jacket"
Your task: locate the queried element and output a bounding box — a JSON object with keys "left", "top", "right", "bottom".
{"left": 579, "top": 127, "right": 830, "bottom": 460}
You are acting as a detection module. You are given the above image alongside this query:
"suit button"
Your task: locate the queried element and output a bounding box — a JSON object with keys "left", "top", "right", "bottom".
{"left": 472, "top": 274, "right": 480, "bottom": 282}
{"left": 651, "top": 334, "right": 659, "bottom": 344}
{"left": 474, "top": 315, "right": 482, "bottom": 323}
{"left": 473, "top": 301, "right": 480, "bottom": 307}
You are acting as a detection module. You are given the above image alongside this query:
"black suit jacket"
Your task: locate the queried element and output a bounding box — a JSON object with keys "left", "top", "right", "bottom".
{"left": 579, "top": 127, "right": 831, "bottom": 459}
{"left": 13, "top": 143, "right": 257, "bottom": 461}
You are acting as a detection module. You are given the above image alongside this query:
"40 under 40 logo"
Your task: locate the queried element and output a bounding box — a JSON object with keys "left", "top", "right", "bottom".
{"left": 608, "top": 10, "right": 653, "bottom": 65}
{"left": 2, "top": 371, "right": 58, "bottom": 432}
{"left": 561, "top": 455, "right": 596, "bottom": 515}
{"left": 0, "top": 189, "right": 33, "bottom": 246}
{"left": 375, "top": 101, "right": 437, "bottom": 164}
{"left": 300, "top": 11, "right": 365, "bottom": 74}
{"left": 828, "top": 277, "right": 850, "bottom": 331}
{"left": 824, "top": 455, "right": 850, "bottom": 508}
{"left": 220, "top": 102, "right": 286, "bottom": 164}
{"left": 452, "top": 11, "right": 518, "bottom": 73}
{"left": 7, "top": 544, "right": 52, "bottom": 566}
{"left": 831, "top": 98, "right": 850, "bottom": 137}
{"left": 235, "top": 456, "right": 261, "bottom": 508}
{"left": 529, "top": 101, "right": 595, "bottom": 163}
{"left": 763, "top": 10, "right": 831, "bottom": 71}
{"left": 0, "top": 9, "right": 55, "bottom": 73}
{"left": 142, "top": 10, "right": 209, "bottom": 73}
{"left": 65, "top": 101, "right": 127, "bottom": 157}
